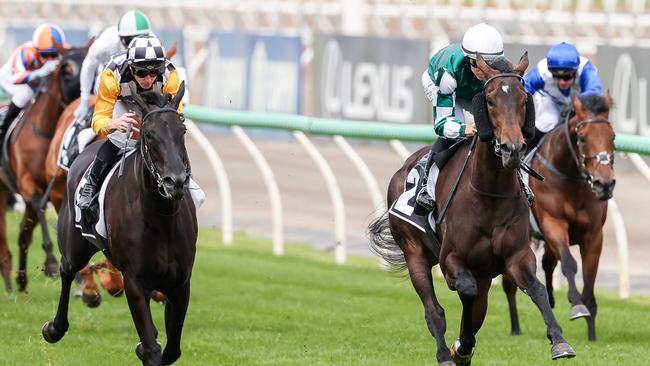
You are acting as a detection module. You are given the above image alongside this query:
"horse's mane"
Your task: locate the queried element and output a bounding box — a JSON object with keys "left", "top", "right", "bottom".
{"left": 486, "top": 57, "right": 513, "bottom": 73}
{"left": 579, "top": 94, "right": 610, "bottom": 114}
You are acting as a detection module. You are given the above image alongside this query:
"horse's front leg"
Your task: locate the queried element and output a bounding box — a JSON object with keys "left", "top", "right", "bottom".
{"left": 444, "top": 254, "right": 478, "bottom": 366}
{"left": 541, "top": 246, "right": 558, "bottom": 308}
{"left": 32, "top": 194, "right": 59, "bottom": 277}
{"left": 16, "top": 205, "right": 38, "bottom": 292}
{"left": 502, "top": 274, "right": 521, "bottom": 335}
{"left": 0, "top": 188, "right": 12, "bottom": 292}
{"left": 506, "top": 248, "right": 576, "bottom": 360}
{"left": 543, "top": 220, "right": 590, "bottom": 320}
{"left": 124, "top": 274, "right": 161, "bottom": 366}
{"left": 401, "top": 234, "right": 454, "bottom": 366}
{"left": 161, "top": 281, "right": 191, "bottom": 365}
{"left": 580, "top": 230, "right": 603, "bottom": 341}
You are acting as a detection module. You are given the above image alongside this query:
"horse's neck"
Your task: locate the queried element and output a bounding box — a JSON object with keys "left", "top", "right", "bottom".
{"left": 470, "top": 141, "right": 518, "bottom": 194}
{"left": 27, "top": 79, "right": 63, "bottom": 133}
{"left": 542, "top": 125, "right": 580, "bottom": 178}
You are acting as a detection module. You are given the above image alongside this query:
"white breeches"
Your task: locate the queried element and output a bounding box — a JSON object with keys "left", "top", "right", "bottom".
{"left": 0, "top": 79, "right": 34, "bottom": 108}
{"left": 533, "top": 92, "right": 562, "bottom": 133}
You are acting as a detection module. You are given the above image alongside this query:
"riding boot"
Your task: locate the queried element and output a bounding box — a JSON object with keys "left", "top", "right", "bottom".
{"left": 0, "top": 102, "right": 22, "bottom": 150}
{"left": 77, "top": 141, "right": 120, "bottom": 210}
{"left": 415, "top": 146, "right": 437, "bottom": 212}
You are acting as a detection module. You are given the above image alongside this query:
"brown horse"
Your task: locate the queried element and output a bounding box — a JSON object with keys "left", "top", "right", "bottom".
{"left": 503, "top": 94, "right": 615, "bottom": 342}
{"left": 369, "top": 53, "right": 575, "bottom": 365}
{"left": 0, "top": 45, "right": 88, "bottom": 292}
{"left": 43, "top": 86, "right": 196, "bottom": 366}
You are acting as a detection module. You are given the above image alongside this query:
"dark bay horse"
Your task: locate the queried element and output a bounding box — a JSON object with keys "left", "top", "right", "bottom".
{"left": 503, "top": 94, "right": 615, "bottom": 341}
{"left": 43, "top": 44, "right": 179, "bottom": 305}
{"left": 369, "top": 53, "right": 575, "bottom": 365}
{"left": 0, "top": 45, "right": 87, "bottom": 292}
{"left": 43, "top": 85, "right": 197, "bottom": 366}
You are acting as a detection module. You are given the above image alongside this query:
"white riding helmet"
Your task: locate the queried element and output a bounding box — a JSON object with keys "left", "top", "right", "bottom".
{"left": 118, "top": 10, "right": 151, "bottom": 37}
{"left": 461, "top": 23, "right": 504, "bottom": 60}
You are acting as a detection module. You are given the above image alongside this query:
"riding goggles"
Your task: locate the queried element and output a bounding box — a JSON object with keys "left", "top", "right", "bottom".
{"left": 131, "top": 65, "right": 165, "bottom": 78}
{"left": 550, "top": 69, "right": 576, "bottom": 81}
{"left": 39, "top": 51, "right": 59, "bottom": 59}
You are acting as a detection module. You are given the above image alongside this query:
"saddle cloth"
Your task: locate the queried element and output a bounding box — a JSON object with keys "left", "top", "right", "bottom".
{"left": 58, "top": 109, "right": 96, "bottom": 171}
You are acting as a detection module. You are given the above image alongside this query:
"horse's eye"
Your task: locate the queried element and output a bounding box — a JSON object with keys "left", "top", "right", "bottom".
{"left": 577, "top": 135, "right": 586, "bottom": 143}
{"left": 486, "top": 98, "right": 495, "bottom": 107}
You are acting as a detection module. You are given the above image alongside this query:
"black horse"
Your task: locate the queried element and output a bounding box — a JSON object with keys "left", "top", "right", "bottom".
{"left": 42, "top": 83, "right": 197, "bottom": 366}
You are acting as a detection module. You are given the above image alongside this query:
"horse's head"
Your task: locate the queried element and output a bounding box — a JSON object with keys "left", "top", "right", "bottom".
{"left": 472, "top": 52, "right": 533, "bottom": 170}
{"left": 54, "top": 38, "right": 92, "bottom": 103}
{"left": 571, "top": 94, "right": 616, "bottom": 200}
{"left": 131, "top": 82, "right": 190, "bottom": 200}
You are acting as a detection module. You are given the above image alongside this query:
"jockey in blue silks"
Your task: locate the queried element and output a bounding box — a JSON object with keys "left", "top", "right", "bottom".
{"left": 523, "top": 42, "right": 603, "bottom": 150}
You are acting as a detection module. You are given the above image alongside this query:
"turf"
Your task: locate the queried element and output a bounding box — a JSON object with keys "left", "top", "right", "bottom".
{"left": 0, "top": 211, "right": 648, "bottom": 365}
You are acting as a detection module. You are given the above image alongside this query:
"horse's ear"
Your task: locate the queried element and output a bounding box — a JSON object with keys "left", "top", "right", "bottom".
{"left": 171, "top": 81, "right": 185, "bottom": 109}
{"left": 85, "top": 36, "right": 96, "bottom": 51}
{"left": 513, "top": 51, "right": 529, "bottom": 76}
{"left": 165, "top": 42, "right": 177, "bottom": 59}
{"left": 573, "top": 95, "right": 584, "bottom": 115}
{"left": 128, "top": 83, "right": 150, "bottom": 114}
{"left": 605, "top": 91, "right": 614, "bottom": 109}
{"left": 476, "top": 54, "right": 496, "bottom": 79}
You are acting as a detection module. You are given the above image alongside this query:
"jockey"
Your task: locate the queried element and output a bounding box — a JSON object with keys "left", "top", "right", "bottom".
{"left": 523, "top": 42, "right": 602, "bottom": 150}
{"left": 73, "top": 10, "right": 153, "bottom": 120}
{"left": 415, "top": 23, "right": 504, "bottom": 212}
{"left": 77, "top": 35, "right": 183, "bottom": 212}
{"left": 0, "top": 23, "right": 67, "bottom": 147}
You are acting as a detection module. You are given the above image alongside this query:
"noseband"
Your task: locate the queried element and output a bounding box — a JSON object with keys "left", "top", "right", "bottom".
{"left": 140, "top": 106, "right": 190, "bottom": 198}
{"left": 564, "top": 115, "right": 614, "bottom": 184}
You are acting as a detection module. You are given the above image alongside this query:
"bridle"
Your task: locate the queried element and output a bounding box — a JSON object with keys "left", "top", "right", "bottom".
{"left": 139, "top": 106, "right": 191, "bottom": 198}
{"left": 563, "top": 114, "right": 614, "bottom": 185}
{"left": 482, "top": 73, "right": 524, "bottom": 157}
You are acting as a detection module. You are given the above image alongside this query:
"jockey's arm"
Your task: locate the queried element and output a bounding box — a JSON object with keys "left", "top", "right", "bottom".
{"left": 10, "top": 48, "right": 43, "bottom": 85}
{"left": 578, "top": 61, "right": 603, "bottom": 97}
{"left": 79, "top": 44, "right": 105, "bottom": 103}
{"left": 162, "top": 69, "right": 184, "bottom": 114}
{"left": 523, "top": 66, "right": 544, "bottom": 95}
{"left": 427, "top": 67, "right": 474, "bottom": 139}
{"left": 91, "top": 69, "right": 120, "bottom": 136}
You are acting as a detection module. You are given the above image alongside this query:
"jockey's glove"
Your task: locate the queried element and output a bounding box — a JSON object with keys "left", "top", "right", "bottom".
{"left": 74, "top": 97, "right": 90, "bottom": 120}
{"left": 32, "top": 60, "right": 60, "bottom": 79}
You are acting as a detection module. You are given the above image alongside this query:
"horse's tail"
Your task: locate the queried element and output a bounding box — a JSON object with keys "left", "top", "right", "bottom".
{"left": 367, "top": 211, "right": 407, "bottom": 272}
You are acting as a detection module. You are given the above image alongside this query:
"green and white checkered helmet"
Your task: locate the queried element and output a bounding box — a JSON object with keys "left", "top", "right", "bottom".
{"left": 117, "top": 10, "right": 151, "bottom": 37}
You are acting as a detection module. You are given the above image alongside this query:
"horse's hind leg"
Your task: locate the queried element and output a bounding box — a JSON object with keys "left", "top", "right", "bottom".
{"left": 42, "top": 258, "right": 75, "bottom": 343}
{"left": 506, "top": 249, "right": 575, "bottom": 360}
{"left": 33, "top": 194, "right": 59, "bottom": 277}
{"left": 502, "top": 275, "right": 521, "bottom": 335}
{"left": 124, "top": 274, "right": 162, "bottom": 366}
{"left": 402, "top": 238, "right": 453, "bottom": 365}
{"left": 0, "top": 186, "right": 12, "bottom": 292}
{"left": 16, "top": 205, "right": 38, "bottom": 292}
{"left": 161, "top": 282, "right": 191, "bottom": 365}
{"left": 580, "top": 231, "right": 603, "bottom": 341}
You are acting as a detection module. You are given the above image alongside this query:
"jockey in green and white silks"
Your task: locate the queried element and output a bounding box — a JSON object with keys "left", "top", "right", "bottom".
{"left": 415, "top": 23, "right": 505, "bottom": 212}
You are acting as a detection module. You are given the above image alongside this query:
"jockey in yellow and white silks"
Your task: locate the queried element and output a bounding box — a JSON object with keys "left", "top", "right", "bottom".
{"left": 77, "top": 35, "right": 183, "bottom": 211}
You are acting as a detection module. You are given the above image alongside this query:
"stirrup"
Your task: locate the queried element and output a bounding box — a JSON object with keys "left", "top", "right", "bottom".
{"left": 77, "top": 185, "right": 98, "bottom": 209}
{"left": 415, "top": 189, "right": 435, "bottom": 211}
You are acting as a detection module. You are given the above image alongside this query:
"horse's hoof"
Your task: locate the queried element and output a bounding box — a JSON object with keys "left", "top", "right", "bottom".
{"left": 440, "top": 361, "right": 457, "bottom": 366}
{"left": 450, "top": 339, "right": 474, "bottom": 366}
{"left": 569, "top": 304, "right": 591, "bottom": 320}
{"left": 551, "top": 342, "right": 576, "bottom": 359}
{"left": 43, "top": 259, "right": 59, "bottom": 278}
{"left": 510, "top": 329, "right": 522, "bottom": 336}
{"left": 42, "top": 321, "right": 65, "bottom": 344}
{"left": 135, "top": 341, "right": 162, "bottom": 361}
{"left": 82, "top": 292, "right": 102, "bottom": 308}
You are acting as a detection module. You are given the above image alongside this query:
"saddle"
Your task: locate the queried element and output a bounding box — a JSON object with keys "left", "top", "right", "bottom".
{"left": 58, "top": 108, "right": 96, "bottom": 171}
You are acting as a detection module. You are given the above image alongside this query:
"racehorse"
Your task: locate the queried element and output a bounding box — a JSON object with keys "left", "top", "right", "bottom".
{"left": 43, "top": 85, "right": 197, "bottom": 366}
{"left": 0, "top": 44, "right": 88, "bottom": 292}
{"left": 503, "top": 94, "right": 615, "bottom": 342}
{"left": 368, "top": 53, "right": 575, "bottom": 365}
{"left": 43, "top": 43, "right": 179, "bottom": 306}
